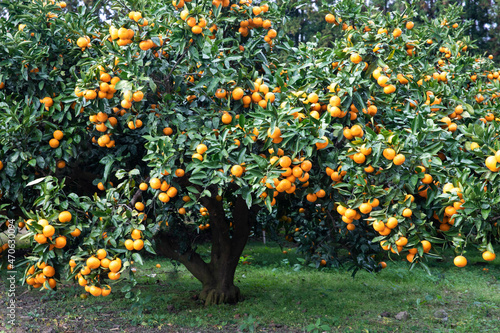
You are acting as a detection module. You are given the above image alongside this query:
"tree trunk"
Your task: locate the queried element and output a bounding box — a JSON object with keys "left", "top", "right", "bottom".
{"left": 155, "top": 193, "right": 255, "bottom": 305}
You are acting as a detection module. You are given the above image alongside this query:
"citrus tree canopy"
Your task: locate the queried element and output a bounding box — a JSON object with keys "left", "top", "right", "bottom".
{"left": 0, "top": 0, "right": 498, "bottom": 305}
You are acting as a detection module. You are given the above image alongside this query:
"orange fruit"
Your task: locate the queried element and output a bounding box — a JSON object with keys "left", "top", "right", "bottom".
{"left": 54, "top": 236, "right": 67, "bottom": 248}
{"left": 421, "top": 240, "right": 431, "bottom": 253}
{"left": 386, "top": 217, "right": 398, "bottom": 229}
{"left": 58, "top": 211, "right": 72, "bottom": 223}
{"left": 232, "top": 87, "right": 244, "bottom": 100}
{"left": 53, "top": 130, "right": 64, "bottom": 140}
{"left": 124, "top": 239, "right": 134, "bottom": 250}
{"left": 196, "top": 144, "right": 208, "bottom": 154}
{"left": 383, "top": 148, "right": 396, "bottom": 160}
{"left": 96, "top": 249, "right": 107, "bottom": 260}
{"left": 393, "top": 154, "right": 405, "bottom": 165}
{"left": 42, "top": 266, "right": 55, "bottom": 277}
{"left": 42, "top": 225, "right": 55, "bottom": 238}
{"left": 482, "top": 251, "right": 496, "bottom": 261}
{"left": 221, "top": 112, "right": 232, "bottom": 124}
{"left": 133, "top": 239, "right": 144, "bottom": 251}
{"left": 150, "top": 178, "right": 161, "bottom": 189}
{"left": 395, "top": 236, "right": 408, "bottom": 247}
{"left": 49, "top": 138, "right": 60, "bottom": 148}
{"left": 86, "top": 256, "right": 100, "bottom": 269}
{"left": 135, "top": 202, "right": 145, "bottom": 211}
{"left": 167, "top": 187, "right": 178, "bottom": 198}
{"left": 131, "top": 229, "right": 142, "bottom": 240}
{"left": 231, "top": 165, "right": 243, "bottom": 177}
{"left": 359, "top": 203, "right": 372, "bottom": 214}
{"left": 109, "top": 260, "right": 122, "bottom": 273}
{"left": 453, "top": 255, "right": 467, "bottom": 267}
{"left": 402, "top": 208, "right": 412, "bottom": 217}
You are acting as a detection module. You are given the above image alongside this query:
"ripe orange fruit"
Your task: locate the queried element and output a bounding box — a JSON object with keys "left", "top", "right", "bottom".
{"left": 58, "top": 211, "right": 72, "bottom": 223}
{"left": 109, "top": 260, "right": 122, "bottom": 273}
{"left": 124, "top": 239, "right": 134, "bottom": 250}
{"left": 90, "top": 286, "right": 102, "bottom": 297}
{"left": 383, "top": 148, "right": 396, "bottom": 160}
{"left": 386, "top": 217, "right": 398, "bottom": 229}
{"left": 422, "top": 174, "right": 433, "bottom": 184}
{"left": 406, "top": 21, "right": 414, "bottom": 29}
{"left": 359, "top": 203, "right": 372, "bottom": 214}
{"left": 232, "top": 87, "right": 244, "bottom": 100}
{"left": 369, "top": 198, "right": 380, "bottom": 207}
{"left": 485, "top": 156, "right": 499, "bottom": 172}
{"left": 131, "top": 229, "right": 142, "bottom": 240}
{"left": 139, "top": 182, "right": 148, "bottom": 191}
{"left": 350, "top": 53, "right": 362, "bottom": 64}
{"left": 49, "top": 138, "right": 60, "bottom": 148}
{"left": 135, "top": 202, "right": 145, "bottom": 211}
{"left": 42, "top": 224, "right": 55, "bottom": 238}
{"left": 101, "top": 258, "right": 111, "bottom": 268}
{"left": 150, "top": 178, "right": 161, "bottom": 189}
{"left": 482, "top": 251, "right": 496, "bottom": 261}
{"left": 132, "top": 91, "right": 144, "bottom": 102}
{"left": 421, "top": 240, "right": 431, "bottom": 253}
{"left": 231, "top": 165, "right": 243, "bottom": 177}
{"left": 393, "top": 154, "right": 405, "bottom": 165}
{"left": 167, "top": 187, "right": 178, "bottom": 198}
{"left": 395, "top": 236, "right": 408, "bottom": 247}
{"left": 175, "top": 169, "right": 185, "bottom": 177}
{"left": 70, "top": 227, "right": 81, "bottom": 237}
{"left": 402, "top": 208, "right": 412, "bottom": 217}
{"left": 221, "top": 112, "right": 232, "bottom": 124}
{"left": 42, "top": 266, "right": 55, "bottom": 277}
{"left": 53, "top": 130, "right": 64, "bottom": 140}
{"left": 196, "top": 144, "right": 208, "bottom": 154}
{"left": 133, "top": 239, "right": 144, "bottom": 251}
{"left": 101, "top": 285, "right": 112, "bottom": 297}
{"left": 325, "top": 14, "right": 335, "bottom": 24}
{"left": 300, "top": 160, "right": 312, "bottom": 172}
{"left": 96, "top": 249, "right": 107, "bottom": 260}
{"left": 86, "top": 256, "right": 100, "bottom": 269}
{"left": 453, "top": 255, "right": 467, "bottom": 267}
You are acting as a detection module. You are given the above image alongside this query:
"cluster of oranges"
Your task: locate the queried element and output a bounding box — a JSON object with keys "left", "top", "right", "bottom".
{"left": 25, "top": 262, "right": 57, "bottom": 290}
{"left": 221, "top": 78, "right": 280, "bottom": 111}
{"left": 124, "top": 229, "right": 145, "bottom": 251}
{"left": 88, "top": 112, "right": 117, "bottom": 148}
{"left": 73, "top": 250, "right": 118, "bottom": 297}
{"left": 180, "top": 9, "right": 208, "bottom": 35}
{"left": 29, "top": 211, "right": 71, "bottom": 249}
{"left": 256, "top": 155, "right": 314, "bottom": 206}
{"left": 335, "top": 200, "right": 379, "bottom": 232}
{"left": 237, "top": 4, "right": 276, "bottom": 46}
{"left": 380, "top": 238, "right": 431, "bottom": 263}
{"left": 148, "top": 177, "right": 179, "bottom": 203}
{"left": 49, "top": 129, "right": 63, "bottom": 149}
{"left": 75, "top": 69, "right": 119, "bottom": 101}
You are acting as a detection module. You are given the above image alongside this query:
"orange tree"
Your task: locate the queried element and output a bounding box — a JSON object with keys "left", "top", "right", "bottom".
{"left": 0, "top": 0, "right": 499, "bottom": 305}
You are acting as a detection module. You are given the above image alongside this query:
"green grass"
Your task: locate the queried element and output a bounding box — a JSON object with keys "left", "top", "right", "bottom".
{"left": 1, "top": 241, "right": 499, "bottom": 332}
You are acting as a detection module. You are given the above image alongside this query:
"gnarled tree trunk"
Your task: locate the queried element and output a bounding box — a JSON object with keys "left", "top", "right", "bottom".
{"left": 155, "top": 194, "right": 254, "bottom": 305}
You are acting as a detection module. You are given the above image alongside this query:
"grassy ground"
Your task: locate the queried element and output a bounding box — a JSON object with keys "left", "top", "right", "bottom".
{"left": 1, "top": 240, "right": 499, "bottom": 332}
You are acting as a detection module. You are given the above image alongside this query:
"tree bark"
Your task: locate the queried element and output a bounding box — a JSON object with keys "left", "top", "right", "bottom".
{"left": 155, "top": 194, "right": 255, "bottom": 305}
